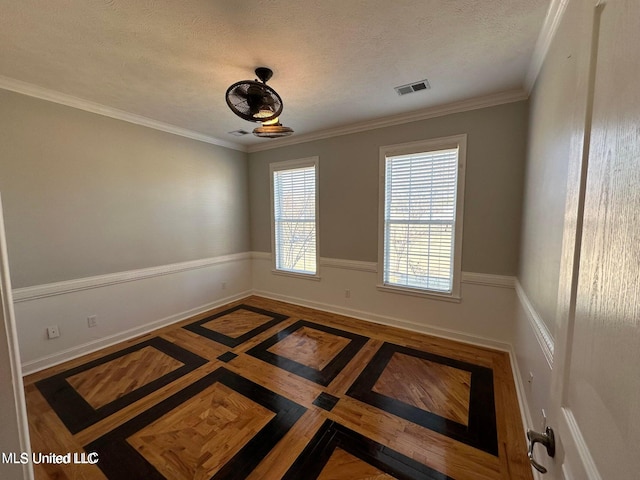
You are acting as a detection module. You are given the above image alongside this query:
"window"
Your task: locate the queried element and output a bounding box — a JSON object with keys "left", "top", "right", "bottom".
{"left": 270, "top": 157, "right": 319, "bottom": 276}
{"left": 378, "top": 135, "right": 466, "bottom": 299}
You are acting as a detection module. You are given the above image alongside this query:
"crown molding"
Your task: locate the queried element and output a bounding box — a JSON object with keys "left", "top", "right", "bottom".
{"left": 524, "top": 0, "right": 569, "bottom": 94}
{"left": 0, "top": 75, "right": 245, "bottom": 152}
{"left": 1, "top": 74, "right": 529, "bottom": 154}
{"left": 246, "top": 89, "right": 528, "bottom": 153}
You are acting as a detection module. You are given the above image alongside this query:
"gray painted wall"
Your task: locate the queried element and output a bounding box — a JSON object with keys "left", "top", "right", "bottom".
{"left": 0, "top": 90, "right": 250, "bottom": 288}
{"left": 249, "top": 101, "right": 528, "bottom": 276}
{"left": 518, "top": 10, "right": 584, "bottom": 335}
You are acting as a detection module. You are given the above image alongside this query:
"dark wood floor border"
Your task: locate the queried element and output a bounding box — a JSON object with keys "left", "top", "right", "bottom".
{"left": 282, "top": 419, "right": 453, "bottom": 480}
{"left": 246, "top": 319, "right": 369, "bottom": 386}
{"left": 346, "top": 341, "right": 499, "bottom": 456}
{"left": 312, "top": 392, "right": 340, "bottom": 412}
{"left": 86, "top": 367, "right": 307, "bottom": 479}
{"left": 35, "top": 337, "right": 208, "bottom": 434}
{"left": 182, "top": 304, "right": 289, "bottom": 347}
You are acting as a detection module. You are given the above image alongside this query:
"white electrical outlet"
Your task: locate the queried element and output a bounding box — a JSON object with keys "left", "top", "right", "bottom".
{"left": 87, "top": 315, "right": 97, "bottom": 328}
{"left": 345, "top": 289, "right": 351, "bottom": 298}
{"left": 46, "top": 325, "right": 60, "bottom": 339}
{"left": 221, "top": 282, "right": 227, "bottom": 290}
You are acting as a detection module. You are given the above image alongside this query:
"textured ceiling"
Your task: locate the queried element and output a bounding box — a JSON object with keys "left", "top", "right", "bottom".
{"left": 0, "top": 0, "right": 550, "bottom": 147}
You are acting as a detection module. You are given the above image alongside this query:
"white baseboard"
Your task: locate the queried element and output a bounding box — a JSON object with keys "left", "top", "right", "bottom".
{"left": 21, "top": 290, "right": 251, "bottom": 376}
{"left": 561, "top": 408, "right": 603, "bottom": 480}
{"left": 15, "top": 251, "right": 545, "bottom": 479}
{"left": 17, "top": 252, "right": 518, "bottom": 374}
{"left": 511, "top": 278, "right": 556, "bottom": 479}
{"left": 509, "top": 345, "right": 535, "bottom": 428}
{"left": 512, "top": 281, "right": 602, "bottom": 480}
{"left": 16, "top": 254, "right": 252, "bottom": 374}
{"left": 253, "top": 288, "right": 511, "bottom": 352}
{"left": 508, "top": 346, "right": 544, "bottom": 480}
{"left": 17, "top": 252, "right": 523, "bottom": 370}
{"left": 252, "top": 253, "right": 517, "bottom": 345}
{"left": 17, "top": 249, "right": 540, "bottom": 459}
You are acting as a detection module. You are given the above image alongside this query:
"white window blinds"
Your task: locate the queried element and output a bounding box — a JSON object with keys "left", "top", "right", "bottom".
{"left": 383, "top": 147, "right": 459, "bottom": 293}
{"left": 273, "top": 164, "right": 317, "bottom": 275}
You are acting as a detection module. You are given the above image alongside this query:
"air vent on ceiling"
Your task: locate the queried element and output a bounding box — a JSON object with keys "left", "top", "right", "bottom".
{"left": 394, "top": 79, "right": 431, "bottom": 96}
{"left": 228, "top": 129, "right": 251, "bottom": 136}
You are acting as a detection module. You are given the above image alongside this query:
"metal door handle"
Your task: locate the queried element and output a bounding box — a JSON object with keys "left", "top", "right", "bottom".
{"left": 527, "top": 426, "right": 555, "bottom": 474}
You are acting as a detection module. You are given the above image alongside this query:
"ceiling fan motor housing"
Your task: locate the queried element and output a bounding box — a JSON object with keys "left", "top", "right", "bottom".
{"left": 254, "top": 67, "right": 273, "bottom": 83}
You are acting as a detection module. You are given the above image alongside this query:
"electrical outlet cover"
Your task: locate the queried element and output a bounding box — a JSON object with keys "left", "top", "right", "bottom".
{"left": 47, "top": 326, "right": 60, "bottom": 339}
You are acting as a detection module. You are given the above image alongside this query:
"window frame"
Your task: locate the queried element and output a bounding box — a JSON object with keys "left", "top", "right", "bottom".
{"left": 269, "top": 156, "right": 320, "bottom": 280}
{"left": 377, "top": 135, "right": 467, "bottom": 301}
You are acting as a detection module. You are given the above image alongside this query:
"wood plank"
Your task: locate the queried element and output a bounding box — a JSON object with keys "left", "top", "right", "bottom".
{"left": 247, "top": 409, "right": 326, "bottom": 480}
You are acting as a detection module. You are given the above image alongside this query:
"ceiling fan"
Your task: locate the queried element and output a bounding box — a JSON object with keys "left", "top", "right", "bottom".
{"left": 225, "top": 67, "right": 294, "bottom": 139}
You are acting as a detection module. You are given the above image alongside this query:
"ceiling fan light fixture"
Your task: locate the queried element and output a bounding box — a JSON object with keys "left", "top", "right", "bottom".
{"left": 253, "top": 122, "right": 294, "bottom": 138}
{"left": 261, "top": 116, "right": 280, "bottom": 126}
{"left": 253, "top": 105, "right": 276, "bottom": 119}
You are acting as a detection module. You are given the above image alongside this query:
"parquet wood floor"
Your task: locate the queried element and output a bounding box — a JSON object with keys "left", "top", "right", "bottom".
{"left": 128, "top": 382, "right": 274, "bottom": 479}
{"left": 372, "top": 352, "right": 472, "bottom": 425}
{"left": 266, "top": 326, "right": 351, "bottom": 370}
{"left": 317, "top": 448, "right": 394, "bottom": 480}
{"left": 24, "top": 296, "right": 533, "bottom": 480}
{"left": 201, "top": 309, "right": 275, "bottom": 338}
{"left": 66, "top": 346, "right": 184, "bottom": 409}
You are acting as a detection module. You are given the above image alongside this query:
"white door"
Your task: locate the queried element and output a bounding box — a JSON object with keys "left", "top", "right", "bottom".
{"left": 0, "top": 195, "right": 33, "bottom": 480}
{"left": 546, "top": 0, "right": 640, "bottom": 478}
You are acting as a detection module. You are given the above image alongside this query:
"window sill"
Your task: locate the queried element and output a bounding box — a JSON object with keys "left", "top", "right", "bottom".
{"left": 271, "top": 269, "right": 322, "bottom": 281}
{"left": 376, "top": 284, "right": 461, "bottom": 303}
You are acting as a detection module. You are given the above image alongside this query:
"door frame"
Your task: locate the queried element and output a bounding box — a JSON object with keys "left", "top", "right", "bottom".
{"left": 548, "top": 1, "right": 604, "bottom": 478}
{"left": 0, "top": 194, "right": 34, "bottom": 480}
